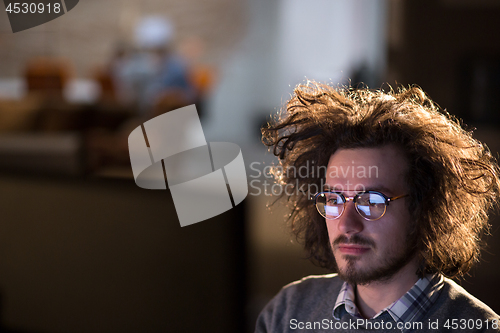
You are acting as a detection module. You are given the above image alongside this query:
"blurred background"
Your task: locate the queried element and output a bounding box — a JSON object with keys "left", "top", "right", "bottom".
{"left": 0, "top": 0, "right": 499, "bottom": 332}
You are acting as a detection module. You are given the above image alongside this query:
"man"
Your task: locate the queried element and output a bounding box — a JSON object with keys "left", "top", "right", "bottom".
{"left": 256, "top": 82, "right": 500, "bottom": 332}
{"left": 115, "top": 16, "right": 195, "bottom": 116}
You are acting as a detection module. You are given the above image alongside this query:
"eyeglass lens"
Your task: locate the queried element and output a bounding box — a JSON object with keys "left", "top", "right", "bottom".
{"left": 316, "top": 192, "right": 387, "bottom": 220}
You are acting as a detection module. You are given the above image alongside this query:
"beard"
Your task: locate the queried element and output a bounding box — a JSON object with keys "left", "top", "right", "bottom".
{"left": 332, "top": 233, "right": 417, "bottom": 286}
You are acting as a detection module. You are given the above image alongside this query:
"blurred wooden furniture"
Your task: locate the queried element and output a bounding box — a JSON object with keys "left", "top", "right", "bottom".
{"left": 24, "top": 58, "right": 73, "bottom": 97}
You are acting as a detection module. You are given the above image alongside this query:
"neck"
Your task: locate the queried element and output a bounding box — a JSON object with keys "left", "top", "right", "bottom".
{"left": 354, "top": 260, "right": 420, "bottom": 319}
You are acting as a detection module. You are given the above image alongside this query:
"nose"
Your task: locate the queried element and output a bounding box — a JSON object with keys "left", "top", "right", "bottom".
{"left": 337, "top": 200, "right": 364, "bottom": 235}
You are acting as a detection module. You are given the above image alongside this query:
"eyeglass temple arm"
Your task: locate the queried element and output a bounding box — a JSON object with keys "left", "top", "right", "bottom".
{"left": 388, "top": 194, "right": 408, "bottom": 202}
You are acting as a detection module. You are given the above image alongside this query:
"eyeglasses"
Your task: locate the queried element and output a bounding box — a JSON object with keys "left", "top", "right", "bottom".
{"left": 311, "top": 191, "right": 407, "bottom": 221}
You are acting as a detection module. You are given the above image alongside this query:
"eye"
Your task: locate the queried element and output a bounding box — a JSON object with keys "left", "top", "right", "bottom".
{"left": 357, "top": 193, "right": 385, "bottom": 206}
{"left": 356, "top": 196, "right": 371, "bottom": 205}
{"left": 326, "top": 197, "right": 337, "bottom": 205}
{"left": 366, "top": 193, "right": 386, "bottom": 206}
{"left": 324, "top": 193, "right": 342, "bottom": 205}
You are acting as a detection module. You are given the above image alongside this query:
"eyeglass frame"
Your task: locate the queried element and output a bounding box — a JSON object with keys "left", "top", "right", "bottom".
{"left": 310, "top": 190, "right": 408, "bottom": 221}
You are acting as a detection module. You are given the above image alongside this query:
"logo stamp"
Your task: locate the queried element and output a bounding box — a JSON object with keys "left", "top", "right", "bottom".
{"left": 128, "top": 105, "right": 248, "bottom": 227}
{"left": 3, "top": 0, "right": 79, "bottom": 33}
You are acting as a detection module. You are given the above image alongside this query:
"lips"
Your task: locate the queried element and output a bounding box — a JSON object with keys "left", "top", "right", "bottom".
{"left": 337, "top": 245, "right": 370, "bottom": 255}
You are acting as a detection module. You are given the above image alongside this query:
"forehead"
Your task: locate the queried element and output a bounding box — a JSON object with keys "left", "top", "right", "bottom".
{"left": 325, "top": 145, "right": 409, "bottom": 193}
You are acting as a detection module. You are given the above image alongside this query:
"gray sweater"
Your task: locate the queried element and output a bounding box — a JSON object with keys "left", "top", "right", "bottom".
{"left": 255, "top": 274, "right": 500, "bottom": 332}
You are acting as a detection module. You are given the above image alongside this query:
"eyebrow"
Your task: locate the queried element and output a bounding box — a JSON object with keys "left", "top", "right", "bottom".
{"left": 368, "top": 185, "right": 395, "bottom": 195}
{"left": 323, "top": 184, "right": 395, "bottom": 195}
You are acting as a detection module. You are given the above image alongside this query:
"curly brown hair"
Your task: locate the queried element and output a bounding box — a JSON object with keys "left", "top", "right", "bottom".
{"left": 262, "top": 81, "right": 500, "bottom": 278}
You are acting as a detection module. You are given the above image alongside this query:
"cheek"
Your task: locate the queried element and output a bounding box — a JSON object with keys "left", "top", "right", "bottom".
{"left": 325, "top": 220, "right": 337, "bottom": 243}
{"left": 381, "top": 206, "right": 412, "bottom": 241}
{"left": 381, "top": 222, "right": 409, "bottom": 249}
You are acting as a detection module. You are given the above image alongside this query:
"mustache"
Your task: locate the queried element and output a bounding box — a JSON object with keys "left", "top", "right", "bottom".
{"left": 333, "top": 234, "right": 376, "bottom": 248}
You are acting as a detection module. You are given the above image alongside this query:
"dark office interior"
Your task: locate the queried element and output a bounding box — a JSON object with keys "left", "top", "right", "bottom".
{"left": 0, "top": 0, "right": 499, "bottom": 332}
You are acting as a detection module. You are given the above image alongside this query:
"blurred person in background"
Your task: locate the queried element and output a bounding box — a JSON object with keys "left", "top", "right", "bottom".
{"left": 87, "top": 16, "right": 201, "bottom": 172}
{"left": 256, "top": 82, "right": 500, "bottom": 332}
{"left": 113, "top": 16, "right": 195, "bottom": 118}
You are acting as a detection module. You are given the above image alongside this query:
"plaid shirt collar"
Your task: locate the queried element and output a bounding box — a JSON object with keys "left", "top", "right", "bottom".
{"left": 333, "top": 274, "right": 443, "bottom": 330}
